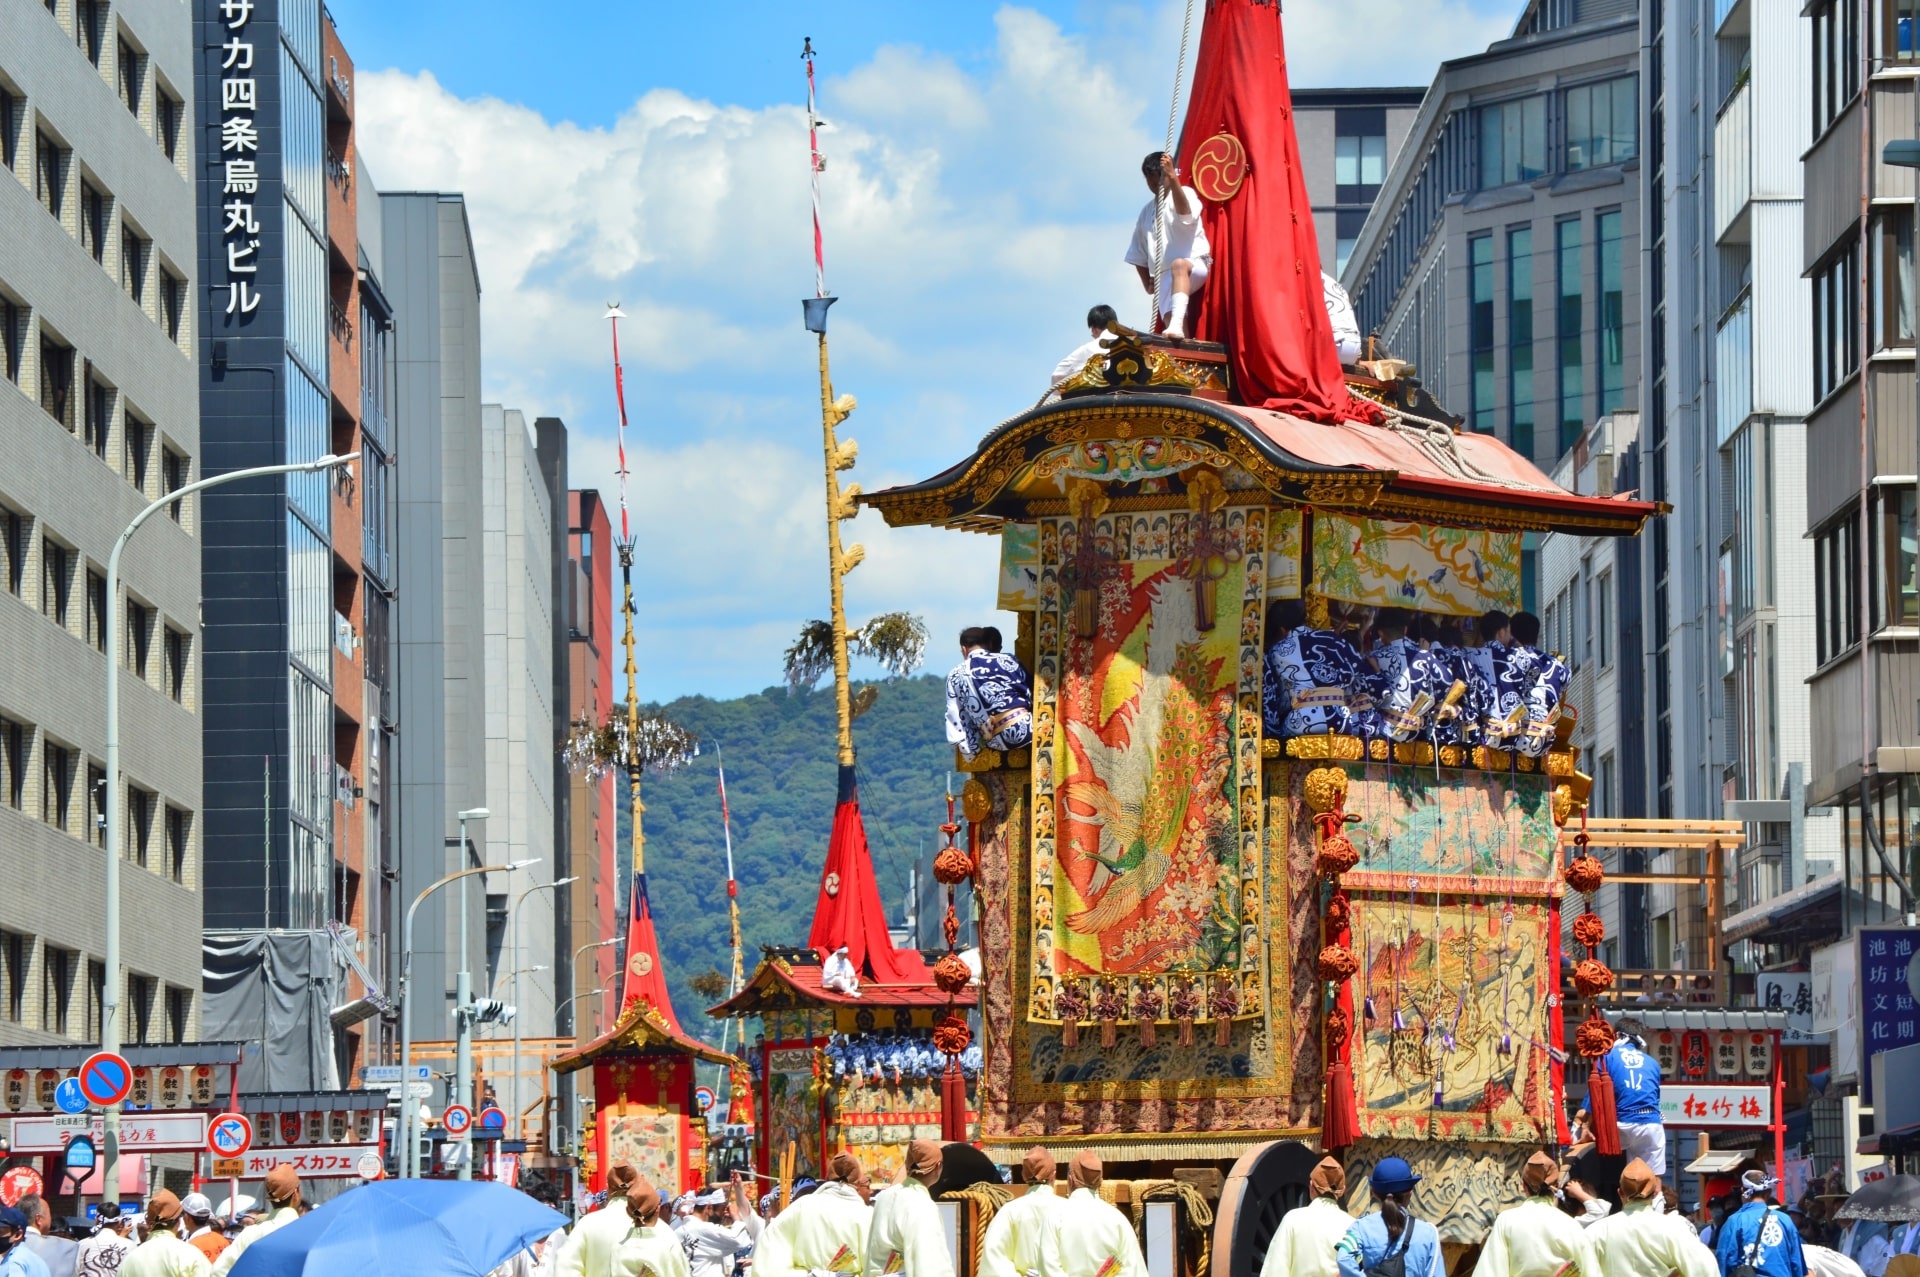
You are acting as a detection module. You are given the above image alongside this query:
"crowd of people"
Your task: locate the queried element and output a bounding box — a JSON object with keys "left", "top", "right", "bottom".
{"left": 942, "top": 604, "right": 1571, "bottom": 766}
{"left": 0, "top": 1167, "right": 310, "bottom": 1277}
{"left": 528, "top": 1142, "right": 1153, "bottom": 1277}
{"left": 1263, "top": 601, "right": 1570, "bottom": 757}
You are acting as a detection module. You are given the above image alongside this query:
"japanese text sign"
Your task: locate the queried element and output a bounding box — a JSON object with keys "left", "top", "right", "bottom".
{"left": 1660, "top": 1084, "right": 1772, "bottom": 1129}
{"left": 1859, "top": 926, "right": 1919, "bottom": 1106}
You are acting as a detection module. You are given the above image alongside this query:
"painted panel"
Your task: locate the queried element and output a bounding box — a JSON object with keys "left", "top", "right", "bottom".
{"left": 1311, "top": 514, "right": 1522, "bottom": 616}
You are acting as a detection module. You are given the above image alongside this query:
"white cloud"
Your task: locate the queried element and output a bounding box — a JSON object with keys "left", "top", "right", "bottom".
{"left": 353, "top": 0, "right": 1512, "bottom": 695}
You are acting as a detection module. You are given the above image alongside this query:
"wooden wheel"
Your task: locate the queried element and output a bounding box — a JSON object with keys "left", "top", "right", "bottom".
{"left": 1211, "top": 1140, "right": 1321, "bottom": 1277}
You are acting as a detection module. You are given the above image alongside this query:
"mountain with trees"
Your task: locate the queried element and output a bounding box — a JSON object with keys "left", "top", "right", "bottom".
{"left": 614, "top": 674, "right": 959, "bottom": 1045}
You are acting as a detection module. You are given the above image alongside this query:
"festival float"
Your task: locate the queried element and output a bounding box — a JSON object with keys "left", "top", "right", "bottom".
{"left": 705, "top": 47, "right": 983, "bottom": 1188}
{"left": 855, "top": 0, "right": 1665, "bottom": 1267}
{"left": 556, "top": 312, "right": 741, "bottom": 1198}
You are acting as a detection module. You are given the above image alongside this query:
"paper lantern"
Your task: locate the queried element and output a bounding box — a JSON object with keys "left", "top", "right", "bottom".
{"left": 1744, "top": 1031, "right": 1774, "bottom": 1079}
{"left": 1681, "top": 1029, "right": 1710, "bottom": 1079}
{"left": 1714, "top": 1031, "right": 1741, "bottom": 1079}
{"left": 1653, "top": 1030, "right": 1680, "bottom": 1075}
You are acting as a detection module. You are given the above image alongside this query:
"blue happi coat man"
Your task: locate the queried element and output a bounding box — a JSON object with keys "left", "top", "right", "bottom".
{"left": 1413, "top": 614, "right": 1476, "bottom": 747}
{"left": 1508, "top": 611, "right": 1570, "bottom": 759}
{"left": 1715, "top": 1171, "right": 1807, "bottom": 1277}
{"left": 945, "top": 626, "right": 1033, "bottom": 761}
{"left": 1462, "top": 610, "right": 1514, "bottom": 745}
{"left": 1599, "top": 1035, "right": 1667, "bottom": 1176}
{"left": 1359, "top": 609, "right": 1442, "bottom": 743}
{"left": 1263, "top": 600, "right": 1368, "bottom": 739}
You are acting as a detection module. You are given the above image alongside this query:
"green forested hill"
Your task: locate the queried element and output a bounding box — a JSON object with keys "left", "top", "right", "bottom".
{"left": 613, "top": 675, "right": 956, "bottom": 1045}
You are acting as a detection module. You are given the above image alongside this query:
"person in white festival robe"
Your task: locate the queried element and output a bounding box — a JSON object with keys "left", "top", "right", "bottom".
{"left": 752, "top": 1152, "right": 875, "bottom": 1267}
{"left": 678, "top": 1177, "right": 761, "bottom": 1277}
{"left": 979, "top": 1148, "right": 1063, "bottom": 1277}
{"left": 1585, "top": 1159, "right": 1718, "bottom": 1277}
{"left": 1472, "top": 1152, "right": 1598, "bottom": 1277}
{"left": 553, "top": 1165, "right": 641, "bottom": 1277}
{"left": 866, "top": 1143, "right": 951, "bottom": 1277}
{"left": 1259, "top": 1156, "right": 1353, "bottom": 1277}
{"left": 1047, "top": 1153, "right": 1147, "bottom": 1277}
{"left": 615, "top": 1185, "right": 693, "bottom": 1277}
{"left": 209, "top": 1168, "right": 302, "bottom": 1277}
{"left": 754, "top": 1154, "right": 873, "bottom": 1277}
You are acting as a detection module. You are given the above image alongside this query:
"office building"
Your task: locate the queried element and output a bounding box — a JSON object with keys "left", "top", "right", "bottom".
{"left": 192, "top": 0, "right": 393, "bottom": 1087}
{"left": 1793, "top": 0, "right": 1920, "bottom": 929}
{"left": 0, "top": 0, "right": 203, "bottom": 1046}
{"left": 478, "top": 403, "right": 564, "bottom": 1060}
{"left": 563, "top": 490, "right": 616, "bottom": 1039}
{"left": 1342, "top": 3, "right": 1641, "bottom": 475}
{"left": 381, "top": 188, "right": 488, "bottom": 1050}
{"left": 1292, "top": 87, "right": 1426, "bottom": 277}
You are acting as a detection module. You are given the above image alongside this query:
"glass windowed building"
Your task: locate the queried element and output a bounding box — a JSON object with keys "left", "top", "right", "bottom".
{"left": 1292, "top": 88, "right": 1426, "bottom": 279}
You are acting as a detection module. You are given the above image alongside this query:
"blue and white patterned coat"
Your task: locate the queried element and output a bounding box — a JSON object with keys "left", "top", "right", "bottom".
{"left": 1513, "top": 646, "right": 1570, "bottom": 758}
{"left": 1264, "top": 629, "right": 1366, "bottom": 738}
{"left": 1422, "top": 645, "right": 1478, "bottom": 746}
{"left": 945, "top": 650, "right": 1033, "bottom": 760}
{"left": 1360, "top": 637, "right": 1445, "bottom": 743}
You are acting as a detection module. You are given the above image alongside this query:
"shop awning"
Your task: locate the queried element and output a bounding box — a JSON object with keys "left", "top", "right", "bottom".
{"left": 1722, "top": 873, "right": 1843, "bottom": 944}
{"left": 1605, "top": 1008, "right": 1791, "bottom": 1033}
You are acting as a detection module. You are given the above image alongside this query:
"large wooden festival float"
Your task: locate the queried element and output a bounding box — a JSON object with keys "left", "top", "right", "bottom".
{"left": 709, "top": 770, "right": 983, "bottom": 1189}
{"left": 852, "top": 0, "right": 1664, "bottom": 1268}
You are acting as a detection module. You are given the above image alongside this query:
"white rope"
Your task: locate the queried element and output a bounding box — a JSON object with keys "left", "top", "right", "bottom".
{"left": 1147, "top": 0, "right": 1199, "bottom": 327}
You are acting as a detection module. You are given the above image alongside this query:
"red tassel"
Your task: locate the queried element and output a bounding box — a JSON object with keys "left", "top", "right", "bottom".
{"left": 1323, "top": 1058, "right": 1360, "bottom": 1152}
{"left": 940, "top": 1058, "right": 967, "bottom": 1143}
{"left": 1215, "top": 1015, "right": 1232, "bottom": 1048}
{"left": 1586, "top": 1055, "right": 1622, "bottom": 1155}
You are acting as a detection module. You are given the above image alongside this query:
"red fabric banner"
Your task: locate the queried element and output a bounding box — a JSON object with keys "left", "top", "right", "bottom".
{"left": 1176, "top": 0, "right": 1383, "bottom": 424}
{"left": 808, "top": 766, "right": 928, "bottom": 985}
{"left": 622, "top": 874, "right": 686, "bottom": 1032}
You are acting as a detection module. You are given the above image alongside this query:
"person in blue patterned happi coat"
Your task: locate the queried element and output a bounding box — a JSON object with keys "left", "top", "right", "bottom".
{"left": 1461, "top": 610, "right": 1513, "bottom": 743}
{"left": 1508, "top": 611, "right": 1571, "bottom": 758}
{"left": 1262, "top": 599, "right": 1368, "bottom": 739}
{"left": 1358, "top": 608, "right": 1444, "bottom": 743}
{"left": 944, "top": 626, "right": 1033, "bottom": 761}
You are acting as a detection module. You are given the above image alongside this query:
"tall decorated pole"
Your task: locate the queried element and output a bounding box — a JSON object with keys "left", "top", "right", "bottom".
{"left": 801, "top": 37, "right": 863, "bottom": 768}
{"left": 786, "top": 40, "right": 928, "bottom": 988}
{"left": 563, "top": 308, "right": 698, "bottom": 1029}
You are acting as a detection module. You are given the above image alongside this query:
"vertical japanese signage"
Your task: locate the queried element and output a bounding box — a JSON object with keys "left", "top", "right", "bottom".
{"left": 1858, "top": 926, "right": 1920, "bottom": 1105}
{"left": 214, "top": 0, "right": 262, "bottom": 317}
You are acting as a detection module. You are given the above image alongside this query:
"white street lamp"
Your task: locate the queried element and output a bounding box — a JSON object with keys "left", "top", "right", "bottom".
{"left": 102, "top": 454, "right": 354, "bottom": 1198}
{"left": 509, "top": 877, "right": 575, "bottom": 1139}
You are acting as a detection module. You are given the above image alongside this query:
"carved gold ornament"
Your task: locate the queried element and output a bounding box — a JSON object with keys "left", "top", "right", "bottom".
{"left": 1303, "top": 766, "right": 1349, "bottom": 815}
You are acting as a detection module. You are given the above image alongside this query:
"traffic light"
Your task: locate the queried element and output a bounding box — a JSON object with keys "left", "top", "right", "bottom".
{"left": 465, "top": 998, "right": 515, "bottom": 1026}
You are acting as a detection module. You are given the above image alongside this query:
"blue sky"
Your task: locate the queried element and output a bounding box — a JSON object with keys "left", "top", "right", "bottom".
{"left": 339, "top": 0, "right": 1518, "bottom": 702}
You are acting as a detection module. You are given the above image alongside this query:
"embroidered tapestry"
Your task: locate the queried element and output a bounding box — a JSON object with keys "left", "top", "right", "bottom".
{"left": 1346, "top": 893, "right": 1556, "bottom": 1143}
{"left": 1031, "top": 508, "right": 1265, "bottom": 1022}
{"left": 1266, "top": 506, "right": 1302, "bottom": 598}
{"left": 1312, "top": 514, "right": 1522, "bottom": 616}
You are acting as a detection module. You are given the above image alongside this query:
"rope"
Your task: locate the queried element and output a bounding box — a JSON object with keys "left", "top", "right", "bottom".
{"left": 1147, "top": 0, "right": 1200, "bottom": 326}
{"left": 939, "top": 1182, "right": 1017, "bottom": 1273}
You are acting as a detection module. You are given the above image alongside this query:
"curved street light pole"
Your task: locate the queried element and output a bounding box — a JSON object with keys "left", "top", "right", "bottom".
{"left": 570, "top": 937, "right": 618, "bottom": 1038}
{"left": 102, "top": 454, "right": 353, "bottom": 1202}
{"left": 509, "top": 876, "right": 574, "bottom": 1139}
{"left": 399, "top": 862, "right": 530, "bottom": 1178}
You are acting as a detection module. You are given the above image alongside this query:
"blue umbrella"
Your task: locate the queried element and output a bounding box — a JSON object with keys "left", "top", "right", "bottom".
{"left": 230, "top": 1180, "right": 568, "bottom": 1277}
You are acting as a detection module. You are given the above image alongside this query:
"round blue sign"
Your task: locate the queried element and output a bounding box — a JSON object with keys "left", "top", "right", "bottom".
{"left": 55, "top": 1077, "right": 89, "bottom": 1115}
{"left": 478, "top": 1106, "right": 506, "bottom": 1131}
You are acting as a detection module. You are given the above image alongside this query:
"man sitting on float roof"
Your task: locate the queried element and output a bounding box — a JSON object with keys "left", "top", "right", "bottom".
{"left": 1051, "top": 305, "right": 1119, "bottom": 388}
{"left": 1323, "top": 272, "right": 1363, "bottom": 365}
{"left": 1125, "top": 153, "right": 1209, "bottom": 340}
